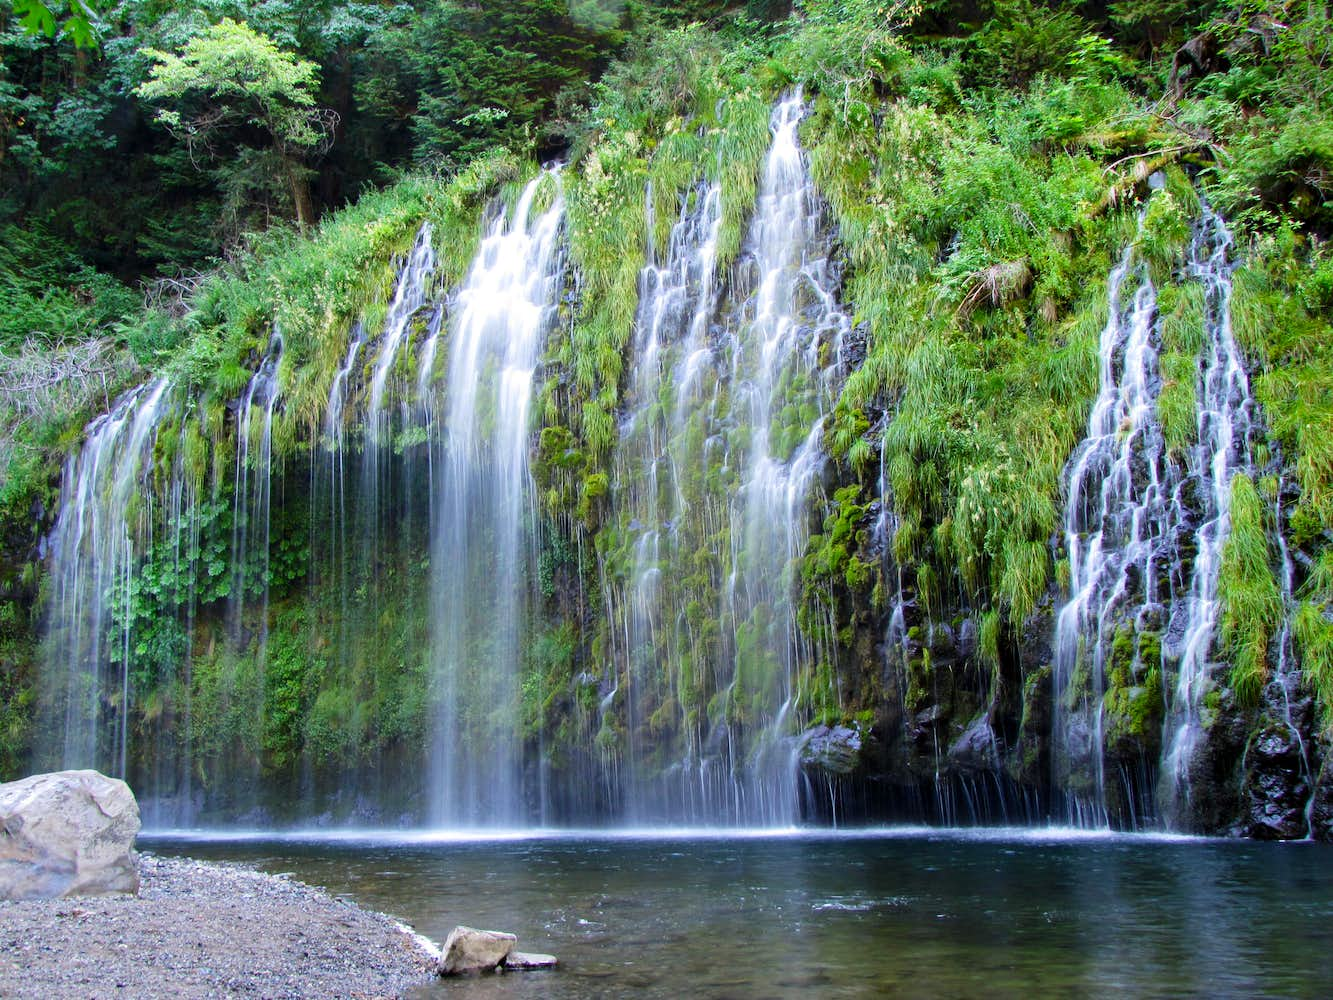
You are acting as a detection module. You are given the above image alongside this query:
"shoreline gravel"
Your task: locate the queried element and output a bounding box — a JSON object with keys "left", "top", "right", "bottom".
{"left": 0, "top": 853, "right": 437, "bottom": 998}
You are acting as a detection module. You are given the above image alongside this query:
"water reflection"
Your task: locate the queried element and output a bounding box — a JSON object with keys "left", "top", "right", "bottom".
{"left": 143, "top": 832, "right": 1333, "bottom": 998}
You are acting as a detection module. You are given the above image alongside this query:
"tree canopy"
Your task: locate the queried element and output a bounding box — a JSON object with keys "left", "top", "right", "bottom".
{"left": 137, "top": 18, "right": 330, "bottom": 156}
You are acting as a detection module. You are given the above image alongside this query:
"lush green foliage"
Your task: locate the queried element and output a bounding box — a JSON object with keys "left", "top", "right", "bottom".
{"left": 137, "top": 18, "right": 325, "bottom": 150}
{"left": 2, "top": 0, "right": 1331, "bottom": 806}
{"left": 1218, "top": 474, "right": 1283, "bottom": 706}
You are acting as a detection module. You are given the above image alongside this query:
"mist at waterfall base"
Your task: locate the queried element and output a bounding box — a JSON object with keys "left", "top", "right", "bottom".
{"left": 143, "top": 830, "right": 1333, "bottom": 998}
{"left": 34, "top": 94, "right": 1312, "bottom": 836}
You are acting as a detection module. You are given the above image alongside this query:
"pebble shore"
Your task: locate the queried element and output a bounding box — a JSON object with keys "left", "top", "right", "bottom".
{"left": 0, "top": 853, "right": 436, "bottom": 998}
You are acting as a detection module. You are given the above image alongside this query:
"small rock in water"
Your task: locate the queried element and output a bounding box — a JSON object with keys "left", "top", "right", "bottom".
{"left": 504, "top": 952, "right": 558, "bottom": 970}
{"left": 438, "top": 926, "right": 516, "bottom": 975}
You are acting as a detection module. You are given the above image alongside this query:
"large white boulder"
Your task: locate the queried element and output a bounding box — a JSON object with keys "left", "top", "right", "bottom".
{"left": 438, "top": 926, "right": 517, "bottom": 975}
{"left": 0, "top": 769, "right": 140, "bottom": 901}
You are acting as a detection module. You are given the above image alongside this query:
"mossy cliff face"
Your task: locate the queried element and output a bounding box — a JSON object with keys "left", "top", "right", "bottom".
{"left": 5, "top": 12, "right": 1332, "bottom": 837}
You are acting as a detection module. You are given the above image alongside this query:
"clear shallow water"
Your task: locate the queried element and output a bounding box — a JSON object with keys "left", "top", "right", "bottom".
{"left": 141, "top": 829, "right": 1333, "bottom": 998}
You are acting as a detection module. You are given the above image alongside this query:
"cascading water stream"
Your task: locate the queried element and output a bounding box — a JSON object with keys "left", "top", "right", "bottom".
{"left": 603, "top": 92, "right": 849, "bottom": 825}
{"left": 1051, "top": 225, "right": 1167, "bottom": 827}
{"left": 1162, "top": 206, "right": 1255, "bottom": 817}
{"left": 428, "top": 170, "right": 565, "bottom": 827}
{"left": 228, "top": 331, "right": 283, "bottom": 658}
{"left": 609, "top": 178, "right": 724, "bottom": 820}
{"left": 361, "top": 225, "right": 437, "bottom": 558}
{"left": 718, "top": 89, "right": 850, "bottom": 823}
{"left": 1051, "top": 194, "right": 1257, "bottom": 829}
{"left": 414, "top": 304, "right": 446, "bottom": 416}
{"left": 366, "top": 224, "right": 437, "bottom": 438}
{"left": 321, "top": 321, "right": 366, "bottom": 694}
{"left": 41, "top": 377, "right": 172, "bottom": 776}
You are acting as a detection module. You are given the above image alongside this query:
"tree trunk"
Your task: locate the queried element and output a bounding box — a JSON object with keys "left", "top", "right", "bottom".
{"left": 284, "top": 156, "right": 314, "bottom": 232}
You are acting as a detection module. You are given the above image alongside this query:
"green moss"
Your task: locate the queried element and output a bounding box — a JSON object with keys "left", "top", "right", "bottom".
{"left": 803, "top": 484, "right": 877, "bottom": 610}
{"left": 1103, "top": 666, "right": 1164, "bottom": 745}
{"left": 1107, "top": 625, "right": 1135, "bottom": 688}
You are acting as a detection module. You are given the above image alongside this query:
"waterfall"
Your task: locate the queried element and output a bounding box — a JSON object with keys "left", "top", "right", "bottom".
{"left": 607, "top": 178, "right": 725, "bottom": 820}
{"left": 428, "top": 171, "right": 565, "bottom": 826}
{"left": 320, "top": 321, "right": 366, "bottom": 722}
{"left": 362, "top": 225, "right": 437, "bottom": 562}
{"left": 1161, "top": 206, "right": 1255, "bottom": 816}
{"left": 1051, "top": 196, "right": 1257, "bottom": 829}
{"left": 721, "top": 89, "right": 849, "bottom": 823}
{"left": 228, "top": 331, "right": 283, "bottom": 652}
{"left": 34, "top": 94, "right": 1300, "bottom": 835}
{"left": 41, "top": 377, "right": 172, "bottom": 777}
{"left": 366, "top": 224, "right": 436, "bottom": 441}
{"left": 605, "top": 91, "right": 849, "bottom": 825}
{"left": 1051, "top": 232, "right": 1167, "bottom": 826}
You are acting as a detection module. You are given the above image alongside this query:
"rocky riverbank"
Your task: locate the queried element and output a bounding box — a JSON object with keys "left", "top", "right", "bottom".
{"left": 0, "top": 853, "right": 436, "bottom": 998}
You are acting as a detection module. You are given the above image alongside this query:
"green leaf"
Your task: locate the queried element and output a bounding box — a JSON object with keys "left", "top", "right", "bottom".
{"left": 62, "top": 15, "right": 96, "bottom": 49}
{"left": 15, "top": 0, "right": 57, "bottom": 38}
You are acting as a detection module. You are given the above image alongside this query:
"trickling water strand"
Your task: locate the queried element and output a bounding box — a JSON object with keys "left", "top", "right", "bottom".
{"left": 610, "top": 179, "right": 725, "bottom": 821}
{"left": 875, "top": 412, "right": 915, "bottom": 728}
{"left": 42, "top": 377, "right": 172, "bottom": 775}
{"left": 1269, "top": 478, "right": 1317, "bottom": 836}
{"left": 1051, "top": 226, "right": 1169, "bottom": 827}
{"left": 720, "top": 88, "right": 850, "bottom": 824}
{"left": 428, "top": 171, "right": 564, "bottom": 827}
{"left": 414, "top": 304, "right": 446, "bottom": 415}
{"left": 362, "top": 226, "right": 437, "bottom": 562}
{"left": 150, "top": 417, "right": 202, "bottom": 826}
{"left": 673, "top": 183, "right": 723, "bottom": 419}
{"left": 228, "top": 331, "right": 283, "bottom": 649}
{"left": 322, "top": 322, "right": 366, "bottom": 720}
{"left": 1163, "top": 206, "right": 1255, "bottom": 818}
{"left": 367, "top": 224, "right": 437, "bottom": 441}
{"left": 325, "top": 322, "right": 366, "bottom": 454}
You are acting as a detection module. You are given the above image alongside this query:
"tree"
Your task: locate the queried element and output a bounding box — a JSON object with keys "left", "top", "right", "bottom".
{"left": 136, "top": 18, "right": 336, "bottom": 229}
{"left": 358, "top": 0, "right": 627, "bottom": 168}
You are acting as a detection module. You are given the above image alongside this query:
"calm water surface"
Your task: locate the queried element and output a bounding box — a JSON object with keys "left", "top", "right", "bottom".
{"left": 142, "top": 828, "right": 1333, "bottom": 998}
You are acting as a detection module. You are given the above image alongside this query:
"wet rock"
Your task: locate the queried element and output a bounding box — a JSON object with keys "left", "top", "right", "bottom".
{"left": 1018, "top": 608, "right": 1054, "bottom": 676}
{"left": 1008, "top": 665, "right": 1052, "bottom": 789}
{"left": 1167, "top": 680, "right": 1249, "bottom": 833}
{"left": 438, "top": 926, "right": 516, "bottom": 975}
{"left": 1103, "top": 678, "right": 1164, "bottom": 768}
{"left": 799, "top": 725, "right": 863, "bottom": 776}
{"left": 0, "top": 770, "right": 140, "bottom": 901}
{"left": 1240, "top": 723, "right": 1313, "bottom": 840}
{"left": 909, "top": 704, "right": 946, "bottom": 747}
{"left": 948, "top": 715, "right": 999, "bottom": 773}
{"left": 504, "top": 952, "right": 558, "bottom": 970}
{"left": 1310, "top": 742, "right": 1333, "bottom": 842}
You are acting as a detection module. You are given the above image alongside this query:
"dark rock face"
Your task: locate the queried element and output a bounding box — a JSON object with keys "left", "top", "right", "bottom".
{"left": 1161, "top": 680, "right": 1249, "bottom": 833}
{"left": 811, "top": 543, "right": 1327, "bottom": 838}
{"left": 1310, "top": 739, "right": 1333, "bottom": 842}
{"left": 948, "top": 715, "right": 1000, "bottom": 774}
{"left": 1240, "top": 723, "right": 1313, "bottom": 839}
{"left": 1010, "top": 665, "right": 1052, "bottom": 791}
{"left": 799, "top": 725, "right": 863, "bottom": 776}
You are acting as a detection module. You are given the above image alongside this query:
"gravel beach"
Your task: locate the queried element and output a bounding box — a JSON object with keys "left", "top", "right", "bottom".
{"left": 0, "top": 853, "right": 437, "bottom": 998}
